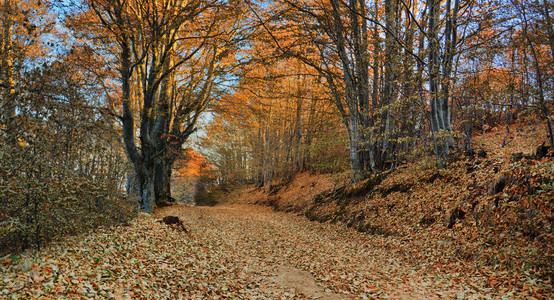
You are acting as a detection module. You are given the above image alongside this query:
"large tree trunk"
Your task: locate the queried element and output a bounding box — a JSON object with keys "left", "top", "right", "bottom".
{"left": 110, "top": 5, "right": 142, "bottom": 211}
{"left": 351, "top": 0, "right": 372, "bottom": 175}
{"left": 154, "top": 158, "right": 176, "bottom": 207}
{"left": 368, "top": 0, "right": 380, "bottom": 174}
{"left": 136, "top": 161, "right": 155, "bottom": 213}
{"left": 328, "top": 0, "right": 369, "bottom": 182}
{"left": 382, "top": 0, "right": 400, "bottom": 165}
{"left": 441, "top": 0, "right": 458, "bottom": 145}
{"left": 151, "top": 43, "right": 176, "bottom": 207}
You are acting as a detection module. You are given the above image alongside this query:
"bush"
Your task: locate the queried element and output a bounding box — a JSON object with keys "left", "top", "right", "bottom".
{"left": 0, "top": 143, "right": 136, "bottom": 255}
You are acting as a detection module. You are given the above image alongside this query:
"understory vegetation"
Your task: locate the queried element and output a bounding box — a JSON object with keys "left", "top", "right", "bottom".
{"left": 0, "top": 116, "right": 136, "bottom": 254}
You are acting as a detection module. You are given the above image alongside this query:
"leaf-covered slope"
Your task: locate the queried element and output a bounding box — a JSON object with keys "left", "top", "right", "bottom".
{"left": 3, "top": 203, "right": 551, "bottom": 299}
{"left": 229, "top": 124, "right": 554, "bottom": 297}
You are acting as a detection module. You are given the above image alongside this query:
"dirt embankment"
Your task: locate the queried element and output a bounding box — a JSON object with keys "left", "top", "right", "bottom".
{"left": 228, "top": 125, "right": 554, "bottom": 291}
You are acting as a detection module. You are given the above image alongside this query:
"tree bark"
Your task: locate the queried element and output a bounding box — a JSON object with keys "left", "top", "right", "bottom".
{"left": 136, "top": 161, "right": 155, "bottom": 213}
{"left": 154, "top": 158, "right": 175, "bottom": 206}
{"left": 2, "top": 0, "right": 16, "bottom": 144}
{"left": 327, "top": 0, "right": 371, "bottom": 182}
{"left": 126, "top": 171, "right": 137, "bottom": 197}
{"left": 382, "top": 0, "right": 400, "bottom": 164}
{"left": 428, "top": 0, "right": 453, "bottom": 168}
{"left": 521, "top": 4, "right": 554, "bottom": 148}
{"left": 348, "top": 113, "right": 363, "bottom": 182}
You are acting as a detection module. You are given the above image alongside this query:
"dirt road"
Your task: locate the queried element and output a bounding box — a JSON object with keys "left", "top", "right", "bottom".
{"left": 0, "top": 204, "right": 532, "bottom": 299}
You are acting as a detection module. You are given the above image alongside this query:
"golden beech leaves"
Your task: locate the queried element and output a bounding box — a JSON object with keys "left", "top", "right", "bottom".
{"left": 0, "top": 1, "right": 553, "bottom": 298}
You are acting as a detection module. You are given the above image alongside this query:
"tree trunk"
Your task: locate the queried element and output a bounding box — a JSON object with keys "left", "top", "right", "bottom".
{"left": 2, "top": 0, "right": 16, "bottom": 144}
{"left": 154, "top": 158, "right": 175, "bottom": 206}
{"left": 126, "top": 171, "right": 137, "bottom": 197}
{"left": 382, "top": 0, "right": 400, "bottom": 165}
{"left": 348, "top": 113, "right": 363, "bottom": 182}
{"left": 521, "top": 5, "right": 554, "bottom": 148}
{"left": 293, "top": 73, "right": 303, "bottom": 174}
{"left": 136, "top": 161, "right": 155, "bottom": 213}
{"left": 328, "top": 0, "right": 370, "bottom": 182}
{"left": 428, "top": 0, "right": 450, "bottom": 168}
{"left": 368, "top": 0, "right": 380, "bottom": 174}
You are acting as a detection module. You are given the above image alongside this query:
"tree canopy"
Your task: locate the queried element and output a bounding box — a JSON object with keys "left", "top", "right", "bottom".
{"left": 0, "top": 0, "right": 552, "bottom": 251}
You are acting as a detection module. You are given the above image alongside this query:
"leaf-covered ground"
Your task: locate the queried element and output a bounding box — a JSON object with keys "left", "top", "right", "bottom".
{"left": 226, "top": 124, "right": 554, "bottom": 299}
{"left": 2, "top": 203, "right": 551, "bottom": 299}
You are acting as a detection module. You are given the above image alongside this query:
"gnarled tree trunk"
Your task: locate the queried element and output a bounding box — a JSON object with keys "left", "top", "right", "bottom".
{"left": 136, "top": 160, "right": 156, "bottom": 213}
{"left": 154, "top": 158, "right": 175, "bottom": 207}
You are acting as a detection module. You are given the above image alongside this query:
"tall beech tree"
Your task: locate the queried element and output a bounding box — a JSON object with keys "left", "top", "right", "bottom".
{"left": 86, "top": 0, "right": 243, "bottom": 212}
{"left": 426, "top": 0, "right": 461, "bottom": 168}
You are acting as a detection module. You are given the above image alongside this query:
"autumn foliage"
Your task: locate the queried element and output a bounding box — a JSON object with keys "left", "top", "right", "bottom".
{"left": 0, "top": 0, "right": 553, "bottom": 297}
{"left": 228, "top": 124, "right": 554, "bottom": 292}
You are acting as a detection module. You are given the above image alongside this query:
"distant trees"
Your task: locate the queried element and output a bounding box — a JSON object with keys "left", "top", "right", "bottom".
{"left": 172, "top": 148, "right": 214, "bottom": 204}
{"left": 202, "top": 54, "right": 345, "bottom": 187}
{"left": 453, "top": 0, "right": 554, "bottom": 150}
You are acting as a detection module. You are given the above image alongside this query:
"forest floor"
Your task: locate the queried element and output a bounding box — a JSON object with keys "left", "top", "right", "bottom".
{"left": 0, "top": 205, "right": 544, "bottom": 299}
{"left": 0, "top": 202, "right": 551, "bottom": 299}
